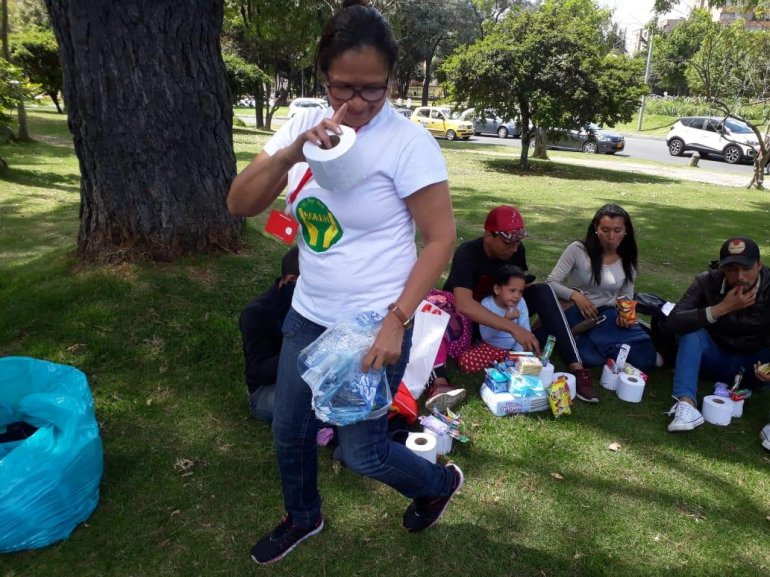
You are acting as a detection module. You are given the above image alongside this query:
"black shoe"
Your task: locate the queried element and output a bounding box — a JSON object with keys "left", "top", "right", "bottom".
{"left": 402, "top": 464, "right": 464, "bottom": 533}
{"left": 250, "top": 515, "right": 324, "bottom": 565}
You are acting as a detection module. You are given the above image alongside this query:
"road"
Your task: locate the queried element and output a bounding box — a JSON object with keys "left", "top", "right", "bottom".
{"left": 470, "top": 133, "right": 755, "bottom": 177}
{"left": 242, "top": 113, "right": 756, "bottom": 179}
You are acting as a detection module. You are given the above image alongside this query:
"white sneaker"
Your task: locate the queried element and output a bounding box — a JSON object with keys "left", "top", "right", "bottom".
{"left": 667, "top": 398, "right": 704, "bottom": 432}
{"left": 761, "top": 424, "right": 770, "bottom": 451}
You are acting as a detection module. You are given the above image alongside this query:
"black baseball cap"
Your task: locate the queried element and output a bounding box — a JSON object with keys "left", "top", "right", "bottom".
{"left": 718, "top": 237, "right": 760, "bottom": 267}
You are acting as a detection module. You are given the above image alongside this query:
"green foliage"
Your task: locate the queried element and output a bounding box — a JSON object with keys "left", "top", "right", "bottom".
{"left": 10, "top": 0, "right": 50, "bottom": 32}
{"left": 221, "top": 50, "right": 266, "bottom": 102}
{"left": 10, "top": 28, "right": 62, "bottom": 111}
{"left": 443, "top": 0, "right": 647, "bottom": 167}
{"left": 651, "top": 9, "right": 715, "bottom": 97}
{"left": 0, "top": 57, "right": 23, "bottom": 144}
{"left": 4, "top": 110, "right": 770, "bottom": 577}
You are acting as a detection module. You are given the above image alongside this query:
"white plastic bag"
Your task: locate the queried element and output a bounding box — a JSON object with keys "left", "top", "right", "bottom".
{"left": 401, "top": 300, "right": 450, "bottom": 399}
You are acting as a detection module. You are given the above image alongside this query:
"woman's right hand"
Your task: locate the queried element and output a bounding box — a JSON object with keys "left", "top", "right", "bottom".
{"left": 571, "top": 290, "right": 599, "bottom": 319}
{"left": 286, "top": 103, "right": 349, "bottom": 165}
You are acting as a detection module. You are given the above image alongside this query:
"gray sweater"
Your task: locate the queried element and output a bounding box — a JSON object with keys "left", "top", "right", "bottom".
{"left": 547, "top": 241, "right": 635, "bottom": 307}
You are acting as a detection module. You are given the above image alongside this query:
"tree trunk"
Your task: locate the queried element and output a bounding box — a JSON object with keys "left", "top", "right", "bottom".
{"left": 532, "top": 127, "right": 549, "bottom": 160}
{"left": 45, "top": 0, "right": 242, "bottom": 262}
{"left": 48, "top": 90, "right": 63, "bottom": 113}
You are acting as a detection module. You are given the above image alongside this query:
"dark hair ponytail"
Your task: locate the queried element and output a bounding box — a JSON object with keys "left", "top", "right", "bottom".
{"left": 315, "top": 0, "right": 398, "bottom": 77}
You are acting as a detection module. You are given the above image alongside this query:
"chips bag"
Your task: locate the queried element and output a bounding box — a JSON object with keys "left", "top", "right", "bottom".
{"left": 548, "top": 375, "right": 572, "bottom": 418}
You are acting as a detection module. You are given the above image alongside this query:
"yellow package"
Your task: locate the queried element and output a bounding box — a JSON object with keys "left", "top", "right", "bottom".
{"left": 548, "top": 375, "right": 572, "bottom": 418}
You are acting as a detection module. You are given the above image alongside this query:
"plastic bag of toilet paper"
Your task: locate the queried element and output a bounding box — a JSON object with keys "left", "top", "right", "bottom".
{"left": 0, "top": 357, "right": 103, "bottom": 553}
{"left": 299, "top": 311, "right": 392, "bottom": 426}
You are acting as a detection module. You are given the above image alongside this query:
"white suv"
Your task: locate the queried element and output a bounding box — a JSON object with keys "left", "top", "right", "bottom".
{"left": 667, "top": 116, "right": 759, "bottom": 164}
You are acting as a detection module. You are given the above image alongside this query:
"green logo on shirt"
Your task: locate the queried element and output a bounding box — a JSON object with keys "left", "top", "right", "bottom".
{"left": 295, "top": 197, "right": 343, "bottom": 252}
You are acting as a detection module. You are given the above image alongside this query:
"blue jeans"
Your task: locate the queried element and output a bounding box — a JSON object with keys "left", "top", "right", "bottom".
{"left": 564, "top": 305, "right": 656, "bottom": 371}
{"left": 672, "top": 328, "right": 770, "bottom": 401}
{"left": 272, "top": 308, "right": 455, "bottom": 530}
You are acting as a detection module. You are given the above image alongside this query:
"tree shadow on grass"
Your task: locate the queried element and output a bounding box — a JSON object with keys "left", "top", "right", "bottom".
{"left": 0, "top": 166, "right": 80, "bottom": 193}
{"left": 482, "top": 157, "right": 679, "bottom": 185}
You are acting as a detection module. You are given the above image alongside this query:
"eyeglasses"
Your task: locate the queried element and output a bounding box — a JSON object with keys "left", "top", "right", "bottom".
{"left": 326, "top": 75, "right": 389, "bottom": 103}
{"left": 493, "top": 230, "right": 528, "bottom": 244}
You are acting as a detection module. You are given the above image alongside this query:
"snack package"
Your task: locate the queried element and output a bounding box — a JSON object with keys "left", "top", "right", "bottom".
{"left": 548, "top": 375, "right": 572, "bottom": 418}
{"left": 617, "top": 297, "right": 637, "bottom": 324}
{"left": 515, "top": 355, "right": 543, "bottom": 376}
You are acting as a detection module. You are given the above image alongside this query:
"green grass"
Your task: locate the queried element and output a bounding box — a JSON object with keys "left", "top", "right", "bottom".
{"left": 2, "top": 112, "right": 770, "bottom": 577}
{"left": 611, "top": 113, "right": 677, "bottom": 138}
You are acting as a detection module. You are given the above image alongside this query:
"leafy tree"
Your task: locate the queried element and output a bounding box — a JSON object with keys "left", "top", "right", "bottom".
{"left": 0, "top": 57, "right": 25, "bottom": 168}
{"left": 10, "top": 28, "right": 63, "bottom": 112}
{"left": 397, "top": 0, "right": 480, "bottom": 106}
{"left": 224, "top": 0, "right": 322, "bottom": 129}
{"left": 651, "top": 9, "right": 714, "bottom": 96}
{"left": 12, "top": 0, "right": 51, "bottom": 31}
{"left": 222, "top": 49, "right": 267, "bottom": 104}
{"left": 45, "top": 0, "right": 241, "bottom": 262}
{"left": 443, "top": 0, "right": 647, "bottom": 169}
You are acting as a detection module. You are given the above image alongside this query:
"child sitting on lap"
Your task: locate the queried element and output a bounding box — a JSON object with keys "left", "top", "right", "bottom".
{"left": 459, "top": 265, "right": 530, "bottom": 372}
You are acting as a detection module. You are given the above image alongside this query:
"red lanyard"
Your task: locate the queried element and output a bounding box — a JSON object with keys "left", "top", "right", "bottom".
{"left": 287, "top": 167, "right": 313, "bottom": 206}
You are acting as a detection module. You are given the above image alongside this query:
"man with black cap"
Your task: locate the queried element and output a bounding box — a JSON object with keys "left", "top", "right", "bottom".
{"left": 666, "top": 237, "right": 770, "bottom": 438}
{"left": 432, "top": 205, "right": 598, "bottom": 403}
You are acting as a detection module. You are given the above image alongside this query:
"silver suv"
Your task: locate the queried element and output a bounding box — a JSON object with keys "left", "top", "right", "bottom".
{"left": 667, "top": 116, "right": 758, "bottom": 164}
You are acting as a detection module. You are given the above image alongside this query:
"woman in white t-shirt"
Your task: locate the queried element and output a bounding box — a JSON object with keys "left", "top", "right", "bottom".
{"left": 227, "top": 0, "right": 461, "bottom": 565}
{"left": 547, "top": 204, "right": 657, "bottom": 401}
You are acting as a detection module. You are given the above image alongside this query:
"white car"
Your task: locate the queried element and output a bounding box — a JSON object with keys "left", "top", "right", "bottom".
{"left": 667, "top": 116, "right": 759, "bottom": 164}
{"left": 288, "top": 97, "right": 328, "bottom": 118}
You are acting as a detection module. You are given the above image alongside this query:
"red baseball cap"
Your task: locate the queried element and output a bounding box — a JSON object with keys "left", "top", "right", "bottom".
{"left": 484, "top": 205, "right": 527, "bottom": 236}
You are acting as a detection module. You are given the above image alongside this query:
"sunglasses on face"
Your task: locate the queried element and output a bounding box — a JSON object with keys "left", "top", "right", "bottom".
{"left": 493, "top": 230, "right": 528, "bottom": 244}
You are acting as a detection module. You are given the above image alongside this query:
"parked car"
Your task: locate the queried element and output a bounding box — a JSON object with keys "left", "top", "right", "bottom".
{"left": 410, "top": 106, "right": 474, "bottom": 141}
{"left": 393, "top": 107, "right": 413, "bottom": 118}
{"left": 667, "top": 116, "right": 758, "bottom": 164}
{"left": 459, "top": 108, "right": 521, "bottom": 139}
{"left": 547, "top": 124, "right": 625, "bottom": 154}
{"left": 237, "top": 96, "right": 256, "bottom": 107}
{"left": 288, "top": 97, "right": 328, "bottom": 118}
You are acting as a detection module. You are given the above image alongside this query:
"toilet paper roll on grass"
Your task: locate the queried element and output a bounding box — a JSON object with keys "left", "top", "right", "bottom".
{"left": 617, "top": 373, "right": 645, "bottom": 403}
{"left": 423, "top": 428, "right": 452, "bottom": 455}
{"left": 302, "top": 126, "right": 365, "bottom": 192}
{"left": 600, "top": 364, "right": 620, "bottom": 391}
{"left": 702, "top": 395, "right": 733, "bottom": 427}
{"left": 405, "top": 432, "right": 437, "bottom": 463}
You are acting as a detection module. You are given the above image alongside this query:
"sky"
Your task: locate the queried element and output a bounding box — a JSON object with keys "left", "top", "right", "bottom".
{"left": 598, "top": 0, "right": 692, "bottom": 33}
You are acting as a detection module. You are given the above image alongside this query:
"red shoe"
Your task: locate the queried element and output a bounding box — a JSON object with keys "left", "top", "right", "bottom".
{"left": 574, "top": 368, "right": 598, "bottom": 403}
{"left": 425, "top": 376, "right": 467, "bottom": 412}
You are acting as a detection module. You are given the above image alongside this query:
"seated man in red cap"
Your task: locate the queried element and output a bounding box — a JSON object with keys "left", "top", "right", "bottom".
{"left": 425, "top": 205, "right": 598, "bottom": 407}
{"left": 665, "top": 236, "right": 770, "bottom": 442}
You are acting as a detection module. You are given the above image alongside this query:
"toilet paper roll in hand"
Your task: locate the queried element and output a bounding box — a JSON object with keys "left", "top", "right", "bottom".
{"left": 702, "top": 395, "right": 733, "bottom": 426}
{"left": 552, "top": 372, "right": 576, "bottom": 400}
{"left": 302, "top": 125, "right": 365, "bottom": 192}
{"left": 406, "top": 432, "right": 437, "bottom": 463}
{"left": 600, "top": 364, "right": 620, "bottom": 391}
{"left": 617, "top": 373, "right": 645, "bottom": 403}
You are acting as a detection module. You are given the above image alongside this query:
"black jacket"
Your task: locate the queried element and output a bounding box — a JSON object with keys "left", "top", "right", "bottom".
{"left": 667, "top": 265, "right": 770, "bottom": 353}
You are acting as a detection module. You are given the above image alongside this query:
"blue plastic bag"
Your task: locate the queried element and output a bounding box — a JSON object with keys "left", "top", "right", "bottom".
{"left": 0, "top": 357, "right": 103, "bottom": 553}
{"left": 298, "top": 311, "right": 392, "bottom": 426}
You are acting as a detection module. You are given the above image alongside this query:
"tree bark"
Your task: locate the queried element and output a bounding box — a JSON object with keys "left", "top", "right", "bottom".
{"left": 45, "top": 0, "right": 242, "bottom": 262}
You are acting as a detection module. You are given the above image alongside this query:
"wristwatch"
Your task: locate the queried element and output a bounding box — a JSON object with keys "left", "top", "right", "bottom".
{"left": 387, "top": 302, "right": 414, "bottom": 329}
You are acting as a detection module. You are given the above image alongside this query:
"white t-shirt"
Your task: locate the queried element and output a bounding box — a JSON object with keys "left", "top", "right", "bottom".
{"left": 479, "top": 295, "right": 530, "bottom": 351}
{"left": 262, "top": 103, "right": 448, "bottom": 327}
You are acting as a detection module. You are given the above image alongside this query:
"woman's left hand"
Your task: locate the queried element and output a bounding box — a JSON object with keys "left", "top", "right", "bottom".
{"left": 361, "top": 313, "right": 404, "bottom": 371}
